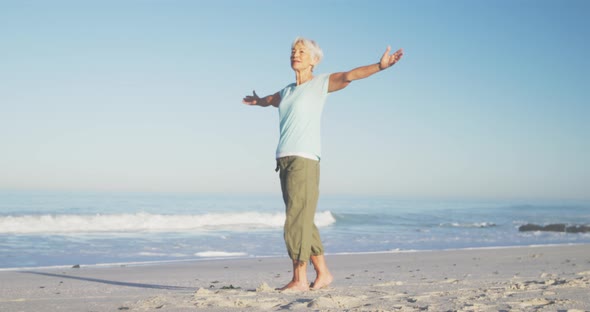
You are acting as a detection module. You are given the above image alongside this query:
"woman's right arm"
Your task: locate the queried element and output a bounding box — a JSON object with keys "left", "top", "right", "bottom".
{"left": 242, "top": 90, "right": 280, "bottom": 107}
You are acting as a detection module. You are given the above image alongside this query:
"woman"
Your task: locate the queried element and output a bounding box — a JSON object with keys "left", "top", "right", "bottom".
{"left": 243, "top": 37, "right": 403, "bottom": 291}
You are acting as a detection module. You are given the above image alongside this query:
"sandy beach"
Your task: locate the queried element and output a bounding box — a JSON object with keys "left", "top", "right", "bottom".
{"left": 1, "top": 244, "right": 589, "bottom": 311}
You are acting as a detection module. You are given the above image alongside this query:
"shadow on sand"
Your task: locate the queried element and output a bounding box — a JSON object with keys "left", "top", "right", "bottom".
{"left": 21, "top": 271, "right": 197, "bottom": 291}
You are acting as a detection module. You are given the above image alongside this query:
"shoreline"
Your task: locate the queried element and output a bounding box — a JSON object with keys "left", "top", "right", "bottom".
{"left": 1, "top": 242, "right": 588, "bottom": 272}
{"left": 1, "top": 244, "right": 589, "bottom": 311}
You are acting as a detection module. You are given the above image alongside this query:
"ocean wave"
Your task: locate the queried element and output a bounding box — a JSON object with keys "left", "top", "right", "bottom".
{"left": 138, "top": 252, "right": 188, "bottom": 257}
{"left": 439, "top": 222, "right": 497, "bottom": 228}
{"left": 0, "top": 211, "right": 336, "bottom": 234}
{"left": 194, "top": 251, "right": 248, "bottom": 257}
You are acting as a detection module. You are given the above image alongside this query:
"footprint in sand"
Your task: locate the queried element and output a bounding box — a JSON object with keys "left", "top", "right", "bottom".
{"left": 307, "top": 294, "right": 364, "bottom": 309}
{"left": 255, "top": 282, "right": 276, "bottom": 293}
{"left": 374, "top": 280, "right": 404, "bottom": 287}
{"left": 194, "top": 286, "right": 283, "bottom": 310}
{"left": 520, "top": 298, "right": 554, "bottom": 308}
{"left": 135, "top": 296, "right": 168, "bottom": 310}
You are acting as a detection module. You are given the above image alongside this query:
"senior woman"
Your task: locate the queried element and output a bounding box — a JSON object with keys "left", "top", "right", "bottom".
{"left": 243, "top": 37, "right": 403, "bottom": 291}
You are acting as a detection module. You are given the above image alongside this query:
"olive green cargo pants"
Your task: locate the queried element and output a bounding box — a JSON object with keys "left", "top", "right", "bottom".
{"left": 276, "top": 156, "right": 324, "bottom": 263}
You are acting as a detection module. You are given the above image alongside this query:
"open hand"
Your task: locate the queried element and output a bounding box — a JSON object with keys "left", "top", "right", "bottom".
{"left": 242, "top": 90, "right": 260, "bottom": 105}
{"left": 379, "top": 46, "right": 404, "bottom": 70}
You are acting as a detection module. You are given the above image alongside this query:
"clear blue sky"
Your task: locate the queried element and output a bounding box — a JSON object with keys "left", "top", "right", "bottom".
{"left": 1, "top": 0, "right": 588, "bottom": 200}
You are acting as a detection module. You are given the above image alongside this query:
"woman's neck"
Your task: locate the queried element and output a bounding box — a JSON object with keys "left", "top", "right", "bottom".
{"left": 295, "top": 68, "right": 314, "bottom": 85}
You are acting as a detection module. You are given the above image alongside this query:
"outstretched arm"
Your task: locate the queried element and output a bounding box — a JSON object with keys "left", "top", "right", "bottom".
{"left": 242, "top": 90, "right": 281, "bottom": 107}
{"left": 329, "top": 46, "right": 404, "bottom": 93}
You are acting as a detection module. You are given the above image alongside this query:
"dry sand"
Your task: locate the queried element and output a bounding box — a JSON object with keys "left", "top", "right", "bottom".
{"left": 1, "top": 244, "right": 589, "bottom": 311}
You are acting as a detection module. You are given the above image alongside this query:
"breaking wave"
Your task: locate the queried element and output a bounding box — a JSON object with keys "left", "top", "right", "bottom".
{"left": 0, "top": 211, "right": 336, "bottom": 234}
{"left": 439, "top": 222, "right": 497, "bottom": 228}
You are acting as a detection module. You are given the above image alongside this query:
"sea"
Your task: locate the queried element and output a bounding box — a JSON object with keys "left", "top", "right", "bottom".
{"left": 1, "top": 190, "right": 589, "bottom": 270}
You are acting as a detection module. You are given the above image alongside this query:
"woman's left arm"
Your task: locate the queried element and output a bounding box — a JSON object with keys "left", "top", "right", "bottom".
{"left": 328, "top": 46, "right": 403, "bottom": 93}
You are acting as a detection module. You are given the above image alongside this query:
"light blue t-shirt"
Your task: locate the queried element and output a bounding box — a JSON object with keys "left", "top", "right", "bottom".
{"left": 276, "top": 73, "right": 331, "bottom": 160}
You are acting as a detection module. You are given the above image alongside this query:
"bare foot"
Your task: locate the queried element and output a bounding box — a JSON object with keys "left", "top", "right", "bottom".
{"left": 278, "top": 280, "right": 309, "bottom": 292}
{"left": 311, "top": 272, "right": 333, "bottom": 290}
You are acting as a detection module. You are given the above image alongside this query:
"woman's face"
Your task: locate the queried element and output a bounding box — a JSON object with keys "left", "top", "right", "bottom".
{"left": 291, "top": 42, "right": 316, "bottom": 71}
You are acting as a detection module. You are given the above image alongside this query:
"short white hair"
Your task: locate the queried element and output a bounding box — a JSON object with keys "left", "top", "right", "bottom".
{"left": 292, "top": 37, "right": 324, "bottom": 65}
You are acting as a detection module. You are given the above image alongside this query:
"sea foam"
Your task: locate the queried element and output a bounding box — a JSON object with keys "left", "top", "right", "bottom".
{"left": 0, "top": 211, "right": 336, "bottom": 234}
{"left": 194, "top": 251, "right": 248, "bottom": 257}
